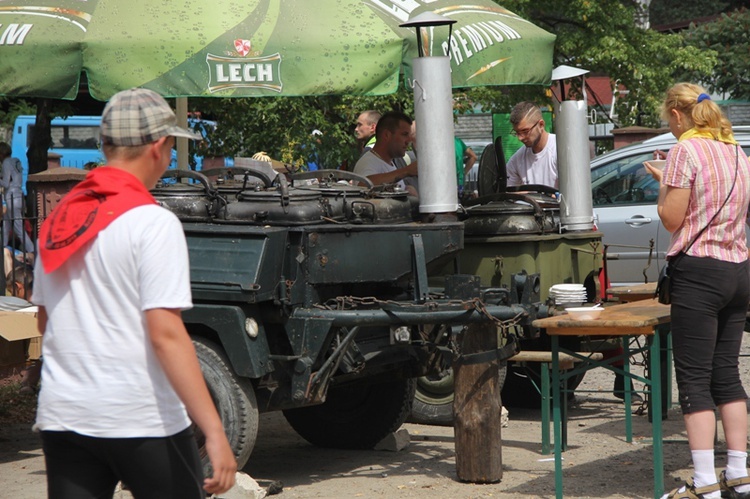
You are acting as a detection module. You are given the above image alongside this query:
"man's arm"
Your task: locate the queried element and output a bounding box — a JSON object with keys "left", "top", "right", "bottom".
{"left": 36, "top": 305, "right": 47, "bottom": 334}
{"left": 463, "top": 148, "right": 477, "bottom": 178}
{"left": 366, "top": 161, "right": 418, "bottom": 186}
{"left": 145, "top": 308, "right": 237, "bottom": 495}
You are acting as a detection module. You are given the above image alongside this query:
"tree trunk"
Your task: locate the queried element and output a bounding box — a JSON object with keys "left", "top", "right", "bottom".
{"left": 28, "top": 98, "right": 52, "bottom": 176}
{"left": 453, "top": 322, "right": 503, "bottom": 483}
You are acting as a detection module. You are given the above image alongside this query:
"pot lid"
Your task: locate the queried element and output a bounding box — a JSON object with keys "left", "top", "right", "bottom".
{"left": 296, "top": 182, "right": 366, "bottom": 196}
{"left": 477, "top": 137, "right": 507, "bottom": 197}
{"left": 237, "top": 187, "right": 321, "bottom": 202}
{"left": 464, "top": 192, "right": 558, "bottom": 216}
{"left": 151, "top": 181, "right": 209, "bottom": 197}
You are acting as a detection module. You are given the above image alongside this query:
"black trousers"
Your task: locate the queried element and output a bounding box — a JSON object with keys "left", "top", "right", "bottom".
{"left": 670, "top": 255, "right": 749, "bottom": 414}
{"left": 41, "top": 427, "right": 205, "bottom": 499}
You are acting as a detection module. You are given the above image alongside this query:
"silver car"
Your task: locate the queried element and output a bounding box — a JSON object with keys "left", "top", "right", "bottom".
{"left": 591, "top": 127, "right": 750, "bottom": 286}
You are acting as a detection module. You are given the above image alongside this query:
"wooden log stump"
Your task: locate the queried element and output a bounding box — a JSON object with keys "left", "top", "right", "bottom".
{"left": 453, "top": 321, "right": 503, "bottom": 483}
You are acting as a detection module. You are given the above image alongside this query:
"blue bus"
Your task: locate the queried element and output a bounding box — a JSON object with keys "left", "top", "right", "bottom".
{"left": 11, "top": 115, "right": 231, "bottom": 192}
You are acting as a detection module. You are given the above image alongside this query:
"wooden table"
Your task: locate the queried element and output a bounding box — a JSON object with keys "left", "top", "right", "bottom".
{"left": 533, "top": 299, "right": 671, "bottom": 499}
{"left": 607, "top": 282, "right": 657, "bottom": 303}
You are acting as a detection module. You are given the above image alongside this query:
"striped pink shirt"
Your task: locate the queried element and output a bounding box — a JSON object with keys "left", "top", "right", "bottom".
{"left": 663, "top": 137, "right": 750, "bottom": 263}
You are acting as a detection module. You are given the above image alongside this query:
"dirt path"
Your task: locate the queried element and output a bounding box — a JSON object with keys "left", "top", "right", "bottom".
{"left": 3, "top": 339, "right": 750, "bottom": 498}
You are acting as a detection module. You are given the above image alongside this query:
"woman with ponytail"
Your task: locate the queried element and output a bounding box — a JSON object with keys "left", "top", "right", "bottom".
{"left": 648, "top": 83, "right": 750, "bottom": 499}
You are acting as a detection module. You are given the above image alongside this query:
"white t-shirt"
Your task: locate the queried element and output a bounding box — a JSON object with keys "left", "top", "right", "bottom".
{"left": 33, "top": 205, "right": 193, "bottom": 438}
{"left": 506, "top": 133, "right": 558, "bottom": 189}
{"left": 353, "top": 150, "right": 406, "bottom": 190}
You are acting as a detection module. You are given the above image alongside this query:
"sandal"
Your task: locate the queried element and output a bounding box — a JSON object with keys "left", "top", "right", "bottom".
{"left": 663, "top": 479, "right": 720, "bottom": 499}
{"left": 720, "top": 470, "right": 750, "bottom": 499}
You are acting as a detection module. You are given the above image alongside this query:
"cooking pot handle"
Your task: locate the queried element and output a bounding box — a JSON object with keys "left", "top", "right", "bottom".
{"left": 506, "top": 184, "right": 558, "bottom": 196}
{"left": 290, "top": 169, "right": 374, "bottom": 189}
{"left": 462, "top": 192, "right": 545, "bottom": 217}
{"left": 201, "top": 167, "right": 274, "bottom": 188}
{"left": 159, "top": 169, "right": 216, "bottom": 196}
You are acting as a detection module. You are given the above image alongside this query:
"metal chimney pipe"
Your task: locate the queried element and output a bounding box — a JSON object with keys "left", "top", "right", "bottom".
{"left": 412, "top": 56, "right": 458, "bottom": 214}
{"left": 555, "top": 99, "right": 594, "bottom": 231}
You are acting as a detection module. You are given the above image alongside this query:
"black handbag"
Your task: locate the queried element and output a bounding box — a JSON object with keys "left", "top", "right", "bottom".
{"left": 655, "top": 264, "right": 672, "bottom": 305}
{"left": 654, "top": 145, "right": 739, "bottom": 305}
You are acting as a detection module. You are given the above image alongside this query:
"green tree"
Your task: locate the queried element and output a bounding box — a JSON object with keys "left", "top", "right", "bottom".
{"left": 649, "top": 0, "right": 745, "bottom": 27}
{"left": 193, "top": 91, "right": 414, "bottom": 171}
{"left": 680, "top": 8, "right": 750, "bottom": 100}
{"left": 495, "top": 0, "right": 716, "bottom": 127}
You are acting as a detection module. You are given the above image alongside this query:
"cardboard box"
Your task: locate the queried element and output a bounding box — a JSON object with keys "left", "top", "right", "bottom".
{"left": 0, "top": 311, "right": 41, "bottom": 367}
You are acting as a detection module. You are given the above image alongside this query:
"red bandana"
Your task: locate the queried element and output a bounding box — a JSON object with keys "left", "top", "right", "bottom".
{"left": 39, "top": 167, "right": 157, "bottom": 273}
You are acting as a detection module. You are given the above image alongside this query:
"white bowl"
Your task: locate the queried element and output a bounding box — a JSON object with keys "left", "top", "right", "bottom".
{"left": 644, "top": 160, "right": 666, "bottom": 172}
{"left": 565, "top": 307, "right": 604, "bottom": 320}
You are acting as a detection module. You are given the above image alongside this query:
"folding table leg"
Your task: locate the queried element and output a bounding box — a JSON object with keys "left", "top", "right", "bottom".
{"left": 551, "top": 336, "right": 564, "bottom": 499}
{"left": 624, "top": 339, "right": 633, "bottom": 442}
{"left": 650, "top": 332, "right": 665, "bottom": 498}
{"left": 541, "top": 362, "right": 551, "bottom": 455}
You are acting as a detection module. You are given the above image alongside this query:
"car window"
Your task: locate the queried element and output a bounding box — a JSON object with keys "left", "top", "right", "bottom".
{"left": 591, "top": 151, "right": 661, "bottom": 207}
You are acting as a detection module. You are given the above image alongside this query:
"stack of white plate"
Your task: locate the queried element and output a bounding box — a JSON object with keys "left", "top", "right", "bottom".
{"left": 549, "top": 284, "right": 587, "bottom": 306}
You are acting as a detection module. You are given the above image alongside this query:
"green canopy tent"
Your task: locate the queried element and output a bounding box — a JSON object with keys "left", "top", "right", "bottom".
{"left": 0, "top": 0, "right": 555, "bottom": 167}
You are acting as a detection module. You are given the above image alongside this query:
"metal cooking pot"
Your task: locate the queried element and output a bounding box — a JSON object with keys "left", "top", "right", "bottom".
{"left": 462, "top": 192, "right": 559, "bottom": 235}
{"left": 151, "top": 170, "right": 215, "bottom": 222}
{"left": 203, "top": 167, "right": 276, "bottom": 213}
{"left": 291, "top": 169, "right": 413, "bottom": 224}
{"left": 216, "top": 174, "right": 324, "bottom": 225}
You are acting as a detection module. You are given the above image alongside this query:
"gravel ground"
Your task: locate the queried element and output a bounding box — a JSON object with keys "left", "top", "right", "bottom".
{"left": 2, "top": 336, "right": 750, "bottom": 498}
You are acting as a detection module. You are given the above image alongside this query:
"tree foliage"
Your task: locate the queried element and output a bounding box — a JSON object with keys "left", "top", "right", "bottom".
{"left": 495, "top": 0, "right": 716, "bottom": 127}
{"left": 649, "top": 0, "right": 745, "bottom": 27}
{"left": 680, "top": 8, "right": 750, "bottom": 100}
{"left": 193, "top": 91, "right": 414, "bottom": 171}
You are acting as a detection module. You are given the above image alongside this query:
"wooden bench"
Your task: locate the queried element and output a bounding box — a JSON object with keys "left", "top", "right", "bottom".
{"left": 507, "top": 350, "right": 605, "bottom": 455}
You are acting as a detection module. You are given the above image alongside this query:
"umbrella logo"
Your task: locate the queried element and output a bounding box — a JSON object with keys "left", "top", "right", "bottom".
{"left": 206, "top": 51, "right": 283, "bottom": 94}
{"left": 234, "top": 39, "right": 251, "bottom": 57}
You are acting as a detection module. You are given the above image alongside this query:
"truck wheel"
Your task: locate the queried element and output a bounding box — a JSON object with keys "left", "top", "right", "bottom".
{"left": 282, "top": 378, "right": 416, "bottom": 449}
{"left": 410, "top": 364, "right": 508, "bottom": 426}
{"left": 193, "top": 337, "right": 259, "bottom": 472}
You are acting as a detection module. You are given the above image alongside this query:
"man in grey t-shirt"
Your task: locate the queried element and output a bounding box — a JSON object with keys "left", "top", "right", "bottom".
{"left": 353, "top": 111, "right": 418, "bottom": 196}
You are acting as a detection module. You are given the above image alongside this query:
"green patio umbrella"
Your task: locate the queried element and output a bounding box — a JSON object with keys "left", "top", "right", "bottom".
{"left": 0, "top": 0, "right": 555, "bottom": 100}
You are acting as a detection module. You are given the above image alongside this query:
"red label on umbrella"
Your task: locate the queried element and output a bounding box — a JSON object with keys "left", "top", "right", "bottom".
{"left": 234, "top": 39, "right": 251, "bottom": 57}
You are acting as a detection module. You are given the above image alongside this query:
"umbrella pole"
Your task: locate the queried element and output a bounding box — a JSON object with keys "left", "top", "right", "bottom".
{"left": 176, "top": 97, "right": 189, "bottom": 170}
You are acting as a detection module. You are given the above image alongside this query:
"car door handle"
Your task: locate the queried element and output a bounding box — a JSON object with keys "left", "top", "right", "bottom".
{"left": 625, "top": 216, "right": 652, "bottom": 226}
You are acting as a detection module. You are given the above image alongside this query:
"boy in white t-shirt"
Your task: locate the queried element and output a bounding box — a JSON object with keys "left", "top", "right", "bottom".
{"left": 33, "top": 89, "right": 236, "bottom": 499}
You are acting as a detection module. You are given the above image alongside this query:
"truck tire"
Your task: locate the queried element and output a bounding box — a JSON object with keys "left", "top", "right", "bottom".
{"left": 409, "top": 364, "right": 507, "bottom": 426}
{"left": 282, "top": 378, "right": 416, "bottom": 449}
{"left": 193, "top": 337, "right": 259, "bottom": 472}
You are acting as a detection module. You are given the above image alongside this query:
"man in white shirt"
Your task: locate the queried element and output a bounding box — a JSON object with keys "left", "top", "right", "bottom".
{"left": 353, "top": 111, "right": 418, "bottom": 196}
{"left": 506, "top": 102, "right": 558, "bottom": 189}
{"left": 33, "top": 88, "right": 236, "bottom": 498}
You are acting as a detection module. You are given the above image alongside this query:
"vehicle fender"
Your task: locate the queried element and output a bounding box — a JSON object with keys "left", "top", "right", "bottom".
{"left": 182, "top": 303, "right": 272, "bottom": 379}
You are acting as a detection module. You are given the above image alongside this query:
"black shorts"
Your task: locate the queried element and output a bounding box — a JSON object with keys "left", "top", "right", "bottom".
{"left": 41, "top": 427, "right": 205, "bottom": 499}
